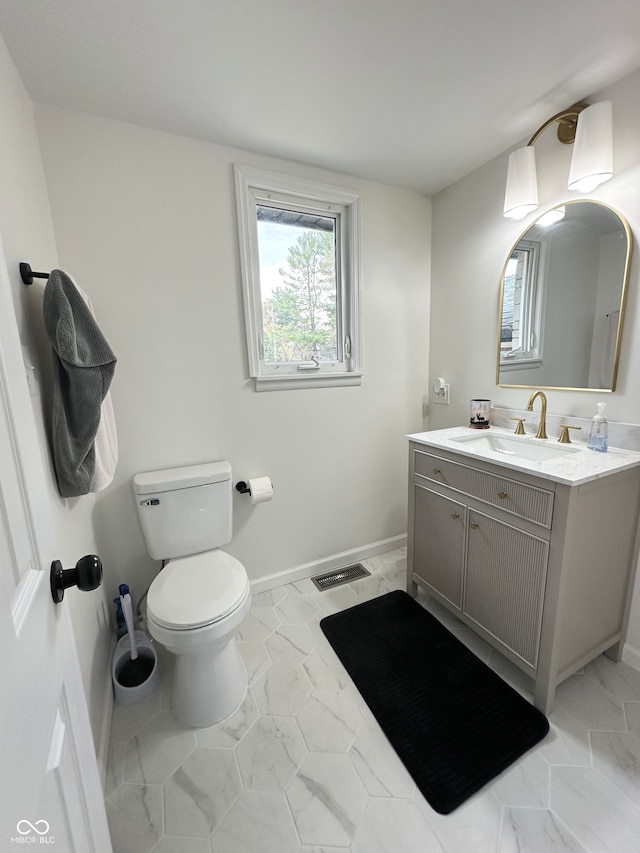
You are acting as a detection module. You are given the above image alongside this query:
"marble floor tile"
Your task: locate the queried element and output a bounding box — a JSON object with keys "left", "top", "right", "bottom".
{"left": 307, "top": 582, "right": 358, "bottom": 615}
{"left": 237, "top": 639, "right": 271, "bottom": 685}
{"left": 105, "top": 546, "right": 640, "bottom": 853}
{"left": 211, "top": 790, "right": 301, "bottom": 853}
{"left": 538, "top": 704, "right": 592, "bottom": 768}
{"left": 109, "top": 688, "right": 161, "bottom": 743}
{"left": 351, "top": 797, "right": 441, "bottom": 853}
{"left": 254, "top": 662, "right": 313, "bottom": 716}
{"left": 235, "top": 715, "right": 307, "bottom": 791}
{"left": 154, "top": 838, "right": 212, "bottom": 853}
{"left": 105, "top": 783, "right": 163, "bottom": 853}
{"left": 415, "top": 788, "right": 503, "bottom": 852}
{"left": 554, "top": 672, "right": 627, "bottom": 732}
{"left": 551, "top": 765, "right": 640, "bottom": 852}
{"left": 164, "top": 747, "right": 242, "bottom": 837}
{"left": 348, "top": 719, "right": 416, "bottom": 798}
{"left": 584, "top": 655, "right": 640, "bottom": 701}
{"left": 625, "top": 701, "right": 640, "bottom": 741}
{"left": 302, "top": 645, "right": 351, "bottom": 691}
{"left": 489, "top": 750, "right": 550, "bottom": 809}
{"left": 103, "top": 740, "right": 128, "bottom": 800}
{"left": 196, "top": 688, "right": 258, "bottom": 748}
{"left": 286, "top": 752, "right": 368, "bottom": 846}
{"left": 497, "top": 807, "right": 589, "bottom": 853}
{"left": 124, "top": 710, "right": 197, "bottom": 784}
{"left": 235, "top": 606, "right": 280, "bottom": 643}
{"left": 590, "top": 730, "right": 640, "bottom": 803}
{"left": 265, "top": 623, "right": 317, "bottom": 664}
{"left": 296, "top": 688, "right": 363, "bottom": 753}
{"left": 349, "top": 570, "right": 391, "bottom": 603}
{"left": 276, "top": 586, "right": 321, "bottom": 624}
{"left": 251, "top": 587, "right": 287, "bottom": 608}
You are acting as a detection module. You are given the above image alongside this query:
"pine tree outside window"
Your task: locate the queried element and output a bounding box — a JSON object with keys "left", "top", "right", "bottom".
{"left": 235, "top": 165, "right": 361, "bottom": 390}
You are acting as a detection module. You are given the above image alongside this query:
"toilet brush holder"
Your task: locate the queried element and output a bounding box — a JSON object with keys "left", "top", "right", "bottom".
{"left": 112, "top": 630, "right": 160, "bottom": 705}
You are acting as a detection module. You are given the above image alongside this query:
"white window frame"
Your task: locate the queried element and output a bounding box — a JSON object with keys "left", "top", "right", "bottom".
{"left": 234, "top": 164, "right": 362, "bottom": 391}
{"left": 500, "top": 238, "right": 547, "bottom": 372}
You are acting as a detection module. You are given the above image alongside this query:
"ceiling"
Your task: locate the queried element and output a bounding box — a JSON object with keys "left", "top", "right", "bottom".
{"left": 1, "top": 0, "right": 640, "bottom": 195}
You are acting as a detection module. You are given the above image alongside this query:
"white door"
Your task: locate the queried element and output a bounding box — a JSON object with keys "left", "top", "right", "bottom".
{"left": 0, "top": 241, "right": 112, "bottom": 852}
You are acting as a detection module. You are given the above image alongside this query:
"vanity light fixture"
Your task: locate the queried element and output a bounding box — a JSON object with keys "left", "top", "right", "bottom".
{"left": 503, "top": 101, "right": 613, "bottom": 220}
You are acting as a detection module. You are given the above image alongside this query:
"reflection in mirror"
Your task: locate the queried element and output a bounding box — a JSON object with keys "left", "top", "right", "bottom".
{"left": 497, "top": 201, "right": 632, "bottom": 391}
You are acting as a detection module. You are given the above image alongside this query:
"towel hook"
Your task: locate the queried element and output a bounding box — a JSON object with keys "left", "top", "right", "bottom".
{"left": 20, "top": 262, "right": 50, "bottom": 285}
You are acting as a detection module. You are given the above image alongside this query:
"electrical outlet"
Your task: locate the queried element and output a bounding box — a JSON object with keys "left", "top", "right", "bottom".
{"left": 433, "top": 383, "right": 450, "bottom": 405}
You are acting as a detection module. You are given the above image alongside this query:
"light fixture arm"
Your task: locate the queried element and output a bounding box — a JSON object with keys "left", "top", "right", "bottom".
{"left": 503, "top": 100, "right": 614, "bottom": 220}
{"left": 526, "top": 103, "right": 588, "bottom": 147}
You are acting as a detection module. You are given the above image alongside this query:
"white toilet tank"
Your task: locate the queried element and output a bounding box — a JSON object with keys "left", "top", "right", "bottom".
{"left": 133, "top": 461, "right": 233, "bottom": 560}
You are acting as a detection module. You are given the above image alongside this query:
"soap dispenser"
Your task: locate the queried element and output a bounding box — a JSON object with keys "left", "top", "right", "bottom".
{"left": 587, "top": 402, "right": 608, "bottom": 452}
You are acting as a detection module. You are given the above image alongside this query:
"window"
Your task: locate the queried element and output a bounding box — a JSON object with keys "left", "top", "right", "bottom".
{"left": 234, "top": 165, "right": 361, "bottom": 390}
{"left": 500, "top": 238, "right": 545, "bottom": 369}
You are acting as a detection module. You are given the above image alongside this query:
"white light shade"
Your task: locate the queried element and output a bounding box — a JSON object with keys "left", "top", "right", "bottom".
{"left": 568, "top": 101, "right": 613, "bottom": 192}
{"left": 503, "top": 146, "right": 538, "bottom": 219}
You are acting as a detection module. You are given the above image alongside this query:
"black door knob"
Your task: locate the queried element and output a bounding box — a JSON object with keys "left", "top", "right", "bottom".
{"left": 50, "top": 554, "right": 103, "bottom": 604}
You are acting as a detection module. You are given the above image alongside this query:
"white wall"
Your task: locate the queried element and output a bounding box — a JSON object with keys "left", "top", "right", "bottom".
{"left": 33, "top": 105, "right": 432, "bottom": 609}
{"left": 0, "top": 33, "right": 111, "bottom": 753}
{"left": 429, "top": 66, "right": 640, "bottom": 665}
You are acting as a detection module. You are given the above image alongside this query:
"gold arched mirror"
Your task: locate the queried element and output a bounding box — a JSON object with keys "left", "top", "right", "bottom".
{"left": 497, "top": 200, "right": 632, "bottom": 391}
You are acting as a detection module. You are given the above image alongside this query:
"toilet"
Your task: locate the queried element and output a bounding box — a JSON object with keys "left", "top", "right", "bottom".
{"left": 133, "top": 461, "right": 251, "bottom": 728}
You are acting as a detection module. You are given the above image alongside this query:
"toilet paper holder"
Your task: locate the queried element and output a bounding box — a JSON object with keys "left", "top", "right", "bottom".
{"left": 235, "top": 478, "right": 273, "bottom": 502}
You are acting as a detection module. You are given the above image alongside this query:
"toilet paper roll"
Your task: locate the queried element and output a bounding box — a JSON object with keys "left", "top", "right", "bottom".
{"left": 247, "top": 476, "right": 273, "bottom": 505}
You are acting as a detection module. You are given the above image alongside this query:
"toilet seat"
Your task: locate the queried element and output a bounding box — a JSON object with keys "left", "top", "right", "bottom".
{"left": 147, "top": 550, "right": 249, "bottom": 630}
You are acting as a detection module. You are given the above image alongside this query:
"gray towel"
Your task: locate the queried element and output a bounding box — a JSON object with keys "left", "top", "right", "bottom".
{"left": 43, "top": 269, "right": 117, "bottom": 497}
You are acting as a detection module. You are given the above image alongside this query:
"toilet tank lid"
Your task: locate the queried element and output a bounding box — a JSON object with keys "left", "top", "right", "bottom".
{"left": 133, "top": 461, "right": 231, "bottom": 495}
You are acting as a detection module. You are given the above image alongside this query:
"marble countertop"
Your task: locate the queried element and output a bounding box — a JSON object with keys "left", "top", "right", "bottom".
{"left": 407, "top": 426, "right": 640, "bottom": 486}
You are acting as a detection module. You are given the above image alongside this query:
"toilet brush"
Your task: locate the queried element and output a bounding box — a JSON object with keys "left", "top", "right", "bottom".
{"left": 117, "top": 583, "right": 154, "bottom": 687}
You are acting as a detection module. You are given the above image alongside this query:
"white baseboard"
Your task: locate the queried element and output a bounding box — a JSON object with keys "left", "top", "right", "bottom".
{"left": 250, "top": 534, "right": 407, "bottom": 593}
{"left": 96, "top": 633, "right": 117, "bottom": 790}
{"left": 622, "top": 642, "right": 640, "bottom": 673}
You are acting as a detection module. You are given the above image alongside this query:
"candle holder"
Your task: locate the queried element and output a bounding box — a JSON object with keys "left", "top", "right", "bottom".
{"left": 470, "top": 399, "right": 491, "bottom": 429}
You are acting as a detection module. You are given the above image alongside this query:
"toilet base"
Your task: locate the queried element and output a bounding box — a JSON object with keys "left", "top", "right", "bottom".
{"left": 171, "top": 636, "right": 247, "bottom": 728}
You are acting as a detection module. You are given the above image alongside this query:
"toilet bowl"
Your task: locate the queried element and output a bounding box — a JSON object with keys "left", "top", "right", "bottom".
{"left": 132, "top": 461, "right": 252, "bottom": 729}
{"left": 147, "top": 549, "right": 251, "bottom": 727}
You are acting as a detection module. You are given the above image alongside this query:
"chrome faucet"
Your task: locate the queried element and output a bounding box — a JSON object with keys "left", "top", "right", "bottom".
{"left": 526, "top": 390, "right": 548, "bottom": 439}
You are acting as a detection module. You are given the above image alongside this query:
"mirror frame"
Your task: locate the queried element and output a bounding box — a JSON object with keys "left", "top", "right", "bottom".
{"left": 496, "top": 200, "right": 633, "bottom": 392}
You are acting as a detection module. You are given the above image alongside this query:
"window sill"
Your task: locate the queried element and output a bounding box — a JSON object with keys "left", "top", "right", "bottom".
{"left": 499, "top": 358, "right": 543, "bottom": 372}
{"left": 254, "top": 372, "right": 363, "bottom": 392}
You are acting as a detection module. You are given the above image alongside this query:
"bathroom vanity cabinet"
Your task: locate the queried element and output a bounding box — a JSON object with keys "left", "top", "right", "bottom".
{"left": 407, "top": 436, "right": 640, "bottom": 713}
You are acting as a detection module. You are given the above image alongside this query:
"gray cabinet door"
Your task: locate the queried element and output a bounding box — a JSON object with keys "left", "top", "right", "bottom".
{"left": 464, "top": 509, "right": 548, "bottom": 668}
{"left": 413, "top": 485, "right": 465, "bottom": 611}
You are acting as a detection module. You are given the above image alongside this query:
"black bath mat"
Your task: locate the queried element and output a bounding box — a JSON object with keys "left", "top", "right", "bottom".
{"left": 320, "top": 589, "right": 549, "bottom": 814}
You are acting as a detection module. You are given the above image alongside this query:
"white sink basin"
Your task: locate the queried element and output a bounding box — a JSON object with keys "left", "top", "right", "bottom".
{"left": 450, "top": 432, "right": 581, "bottom": 462}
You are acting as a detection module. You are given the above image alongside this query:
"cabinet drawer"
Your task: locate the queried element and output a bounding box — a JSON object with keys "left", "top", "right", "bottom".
{"left": 414, "top": 450, "right": 554, "bottom": 528}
